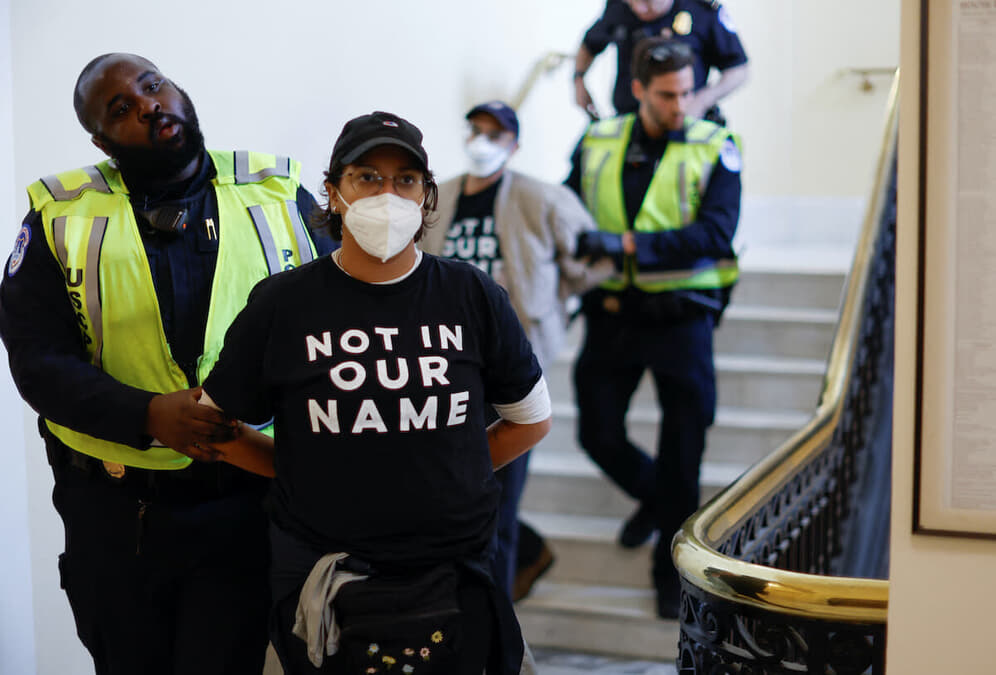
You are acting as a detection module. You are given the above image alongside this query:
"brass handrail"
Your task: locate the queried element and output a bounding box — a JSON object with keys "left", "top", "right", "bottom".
{"left": 671, "top": 69, "right": 899, "bottom": 623}
{"left": 510, "top": 52, "right": 573, "bottom": 111}
{"left": 846, "top": 67, "right": 899, "bottom": 92}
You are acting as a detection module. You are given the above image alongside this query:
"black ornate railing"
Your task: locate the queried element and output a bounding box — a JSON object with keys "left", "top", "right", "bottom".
{"left": 671, "top": 71, "right": 898, "bottom": 675}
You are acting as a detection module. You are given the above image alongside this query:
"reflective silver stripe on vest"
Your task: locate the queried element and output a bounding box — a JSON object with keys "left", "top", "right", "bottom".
{"left": 686, "top": 124, "right": 725, "bottom": 146}
{"left": 52, "top": 216, "right": 70, "bottom": 270}
{"left": 637, "top": 258, "right": 738, "bottom": 283}
{"left": 587, "top": 118, "right": 626, "bottom": 139}
{"left": 86, "top": 217, "right": 109, "bottom": 368}
{"left": 699, "top": 161, "right": 715, "bottom": 195}
{"left": 585, "top": 149, "right": 613, "bottom": 226}
{"left": 678, "top": 162, "right": 690, "bottom": 225}
{"left": 285, "top": 200, "right": 315, "bottom": 264}
{"left": 246, "top": 205, "right": 282, "bottom": 274}
{"left": 234, "top": 151, "right": 291, "bottom": 184}
{"left": 41, "top": 165, "right": 111, "bottom": 202}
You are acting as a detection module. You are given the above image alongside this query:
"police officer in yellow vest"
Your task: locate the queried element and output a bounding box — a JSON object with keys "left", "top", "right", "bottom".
{"left": 0, "top": 53, "right": 330, "bottom": 674}
{"left": 565, "top": 38, "right": 741, "bottom": 619}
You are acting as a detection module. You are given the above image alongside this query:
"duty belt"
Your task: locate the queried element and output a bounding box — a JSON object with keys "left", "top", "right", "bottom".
{"left": 41, "top": 418, "right": 266, "bottom": 504}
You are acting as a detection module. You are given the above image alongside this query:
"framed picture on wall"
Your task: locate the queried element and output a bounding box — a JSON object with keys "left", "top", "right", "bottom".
{"left": 913, "top": 0, "right": 996, "bottom": 538}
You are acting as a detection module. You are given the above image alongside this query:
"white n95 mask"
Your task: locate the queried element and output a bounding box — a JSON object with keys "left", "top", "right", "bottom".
{"left": 340, "top": 192, "right": 424, "bottom": 262}
{"left": 465, "top": 135, "right": 511, "bottom": 177}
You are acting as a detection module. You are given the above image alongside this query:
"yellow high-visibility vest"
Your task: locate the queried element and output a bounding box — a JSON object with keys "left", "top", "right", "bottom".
{"left": 580, "top": 115, "right": 739, "bottom": 293}
{"left": 27, "top": 150, "right": 316, "bottom": 469}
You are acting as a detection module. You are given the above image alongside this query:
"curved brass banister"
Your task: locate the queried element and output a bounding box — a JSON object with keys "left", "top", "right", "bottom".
{"left": 510, "top": 52, "right": 573, "bottom": 111}
{"left": 672, "top": 70, "right": 899, "bottom": 624}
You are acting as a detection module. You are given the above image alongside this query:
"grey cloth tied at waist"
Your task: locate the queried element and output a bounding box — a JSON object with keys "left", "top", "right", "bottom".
{"left": 292, "top": 552, "right": 368, "bottom": 667}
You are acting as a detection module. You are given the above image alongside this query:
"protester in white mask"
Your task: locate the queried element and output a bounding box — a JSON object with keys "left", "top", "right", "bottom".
{"left": 465, "top": 131, "right": 515, "bottom": 178}
{"left": 463, "top": 102, "right": 518, "bottom": 180}
{"left": 196, "top": 111, "right": 552, "bottom": 674}
{"left": 422, "top": 101, "right": 612, "bottom": 604}
{"left": 314, "top": 112, "right": 438, "bottom": 278}
{"left": 336, "top": 191, "right": 425, "bottom": 262}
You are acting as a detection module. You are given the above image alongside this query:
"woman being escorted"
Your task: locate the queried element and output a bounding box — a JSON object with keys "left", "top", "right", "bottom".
{"left": 202, "top": 111, "right": 551, "bottom": 674}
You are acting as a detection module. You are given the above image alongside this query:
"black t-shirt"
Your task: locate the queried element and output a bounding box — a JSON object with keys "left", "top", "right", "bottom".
{"left": 583, "top": 0, "right": 748, "bottom": 114}
{"left": 440, "top": 178, "right": 504, "bottom": 283}
{"left": 204, "top": 253, "right": 542, "bottom": 567}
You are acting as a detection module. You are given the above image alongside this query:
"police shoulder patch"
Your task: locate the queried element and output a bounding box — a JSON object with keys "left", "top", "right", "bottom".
{"left": 719, "top": 138, "right": 741, "bottom": 173}
{"left": 718, "top": 6, "right": 738, "bottom": 33}
{"left": 7, "top": 225, "right": 30, "bottom": 277}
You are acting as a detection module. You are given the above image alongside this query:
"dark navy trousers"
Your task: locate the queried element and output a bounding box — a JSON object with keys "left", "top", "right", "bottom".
{"left": 47, "top": 433, "right": 270, "bottom": 675}
{"left": 492, "top": 452, "right": 530, "bottom": 596}
{"left": 573, "top": 308, "right": 716, "bottom": 591}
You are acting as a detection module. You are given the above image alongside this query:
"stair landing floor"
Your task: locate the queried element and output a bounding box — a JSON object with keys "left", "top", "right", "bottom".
{"left": 533, "top": 647, "right": 677, "bottom": 674}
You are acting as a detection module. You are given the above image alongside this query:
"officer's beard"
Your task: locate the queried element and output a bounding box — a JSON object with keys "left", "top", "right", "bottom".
{"left": 101, "top": 87, "right": 206, "bottom": 189}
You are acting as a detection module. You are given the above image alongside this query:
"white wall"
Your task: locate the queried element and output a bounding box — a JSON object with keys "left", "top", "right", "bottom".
{"left": 7, "top": 0, "right": 898, "bottom": 241}
{"left": 721, "top": 0, "right": 899, "bottom": 198}
{"left": 887, "top": 1, "right": 996, "bottom": 671}
{"left": 3, "top": 1, "right": 898, "bottom": 673}
{"left": 0, "top": 0, "right": 36, "bottom": 671}
{"left": 8, "top": 1, "right": 612, "bottom": 213}
{"left": 718, "top": 0, "right": 900, "bottom": 252}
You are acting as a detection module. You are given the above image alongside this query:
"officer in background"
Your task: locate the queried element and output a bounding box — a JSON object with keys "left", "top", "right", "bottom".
{"left": 0, "top": 53, "right": 328, "bottom": 674}
{"left": 565, "top": 37, "right": 741, "bottom": 619}
{"left": 573, "top": 0, "right": 749, "bottom": 123}
{"left": 422, "top": 101, "right": 611, "bottom": 602}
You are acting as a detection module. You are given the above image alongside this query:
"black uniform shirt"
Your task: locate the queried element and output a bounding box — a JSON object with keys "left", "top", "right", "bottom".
{"left": 583, "top": 0, "right": 748, "bottom": 114}
{"left": 130, "top": 151, "right": 220, "bottom": 383}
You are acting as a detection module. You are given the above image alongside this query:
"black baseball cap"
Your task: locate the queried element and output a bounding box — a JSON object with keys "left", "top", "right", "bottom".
{"left": 466, "top": 101, "right": 519, "bottom": 139}
{"left": 331, "top": 111, "right": 429, "bottom": 169}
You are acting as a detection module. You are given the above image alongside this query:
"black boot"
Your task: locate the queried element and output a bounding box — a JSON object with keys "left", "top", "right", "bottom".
{"left": 618, "top": 502, "right": 657, "bottom": 549}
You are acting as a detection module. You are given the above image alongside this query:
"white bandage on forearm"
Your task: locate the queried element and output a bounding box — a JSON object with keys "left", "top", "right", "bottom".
{"left": 492, "top": 376, "right": 552, "bottom": 424}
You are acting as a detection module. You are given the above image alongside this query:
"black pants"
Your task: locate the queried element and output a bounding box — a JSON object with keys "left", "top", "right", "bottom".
{"left": 267, "top": 524, "right": 518, "bottom": 675}
{"left": 573, "top": 307, "right": 716, "bottom": 590}
{"left": 270, "top": 574, "right": 497, "bottom": 675}
{"left": 493, "top": 452, "right": 530, "bottom": 595}
{"left": 486, "top": 405, "right": 541, "bottom": 597}
{"left": 48, "top": 437, "right": 270, "bottom": 675}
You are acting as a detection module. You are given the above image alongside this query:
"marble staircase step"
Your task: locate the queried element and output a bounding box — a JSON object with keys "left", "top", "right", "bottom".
{"left": 715, "top": 305, "right": 838, "bottom": 360}
{"left": 518, "top": 510, "right": 653, "bottom": 588}
{"left": 729, "top": 268, "right": 846, "bottom": 311}
{"left": 522, "top": 448, "right": 750, "bottom": 519}
{"left": 516, "top": 581, "right": 680, "bottom": 662}
{"left": 557, "top": 304, "right": 838, "bottom": 362}
{"left": 715, "top": 354, "right": 827, "bottom": 411}
{"left": 537, "top": 403, "right": 808, "bottom": 469}
{"left": 545, "top": 354, "right": 827, "bottom": 414}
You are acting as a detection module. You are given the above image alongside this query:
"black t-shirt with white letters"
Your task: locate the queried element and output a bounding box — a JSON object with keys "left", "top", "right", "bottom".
{"left": 204, "top": 253, "right": 542, "bottom": 568}
{"left": 441, "top": 177, "right": 504, "bottom": 282}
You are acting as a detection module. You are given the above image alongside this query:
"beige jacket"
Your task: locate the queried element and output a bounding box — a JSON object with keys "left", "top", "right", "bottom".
{"left": 422, "top": 170, "right": 612, "bottom": 370}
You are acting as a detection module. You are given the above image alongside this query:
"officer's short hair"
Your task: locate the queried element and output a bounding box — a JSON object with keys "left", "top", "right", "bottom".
{"left": 74, "top": 53, "right": 158, "bottom": 134}
{"left": 631, "top": 38, "right": 695, "bottom": 86}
